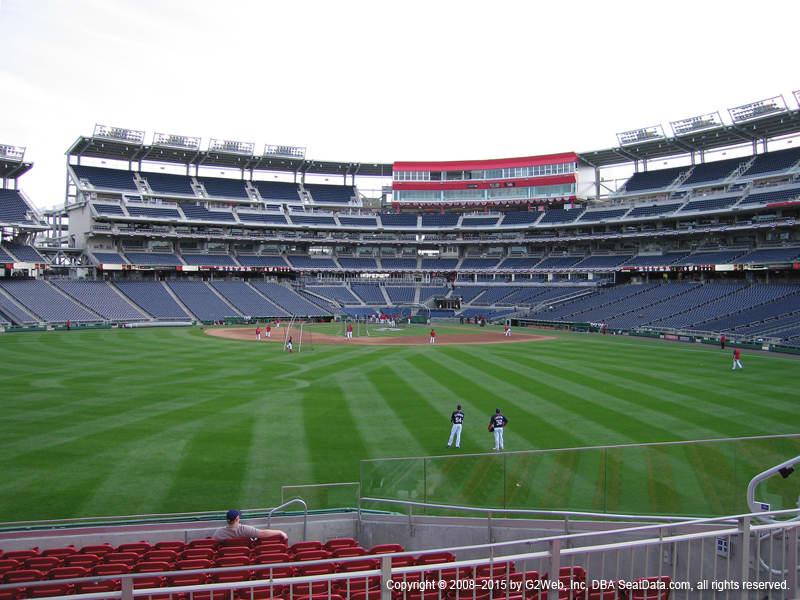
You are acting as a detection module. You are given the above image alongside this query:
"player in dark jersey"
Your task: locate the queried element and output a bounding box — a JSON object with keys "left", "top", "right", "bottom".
{"left": 447, "top": 404, "right": 464, "bottom": 448}
{"left": 489, "top": 408, "right": 508, "bottom": 451}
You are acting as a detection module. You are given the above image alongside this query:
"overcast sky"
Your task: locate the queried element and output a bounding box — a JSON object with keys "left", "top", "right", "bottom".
{"left": 1, "top": 0, "right": 798, "bottom": 209}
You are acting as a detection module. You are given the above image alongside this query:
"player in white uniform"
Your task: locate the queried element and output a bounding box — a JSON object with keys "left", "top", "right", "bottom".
{"left": 489, "top": 408, "right": 508, "bottom": 451}
{"left": 447, "top": 405, "right": 464, "bottom": 448}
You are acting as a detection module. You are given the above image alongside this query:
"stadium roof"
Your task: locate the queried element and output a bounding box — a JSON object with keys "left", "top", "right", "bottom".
{"left": 0, "top": 159, "right": 33, "bottom": 180}
{"left": 578, "top": 108, "right": 800, "bottom": 168}
{"left": 66, "top": 136, "right": 394, "bottom": 177}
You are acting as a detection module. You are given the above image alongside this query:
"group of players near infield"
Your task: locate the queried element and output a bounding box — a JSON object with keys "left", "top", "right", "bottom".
{"left": 447, "top": 405, "right": 509, "bottom": 451}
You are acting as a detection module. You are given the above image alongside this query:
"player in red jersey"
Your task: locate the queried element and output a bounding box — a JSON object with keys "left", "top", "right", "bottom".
{"left": 429, "top": 329, "right": 436, "bottom": 344}
{"left": 732, "top": 348, "right": 743, "bottom": 370}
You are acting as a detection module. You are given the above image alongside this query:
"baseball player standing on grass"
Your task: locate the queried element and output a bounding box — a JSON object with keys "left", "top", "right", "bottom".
{"left": 447, "top": 404, "right": 464, "bottom": 448}
{"left": 732, "top": 347, "right": 743, "bottom": 370}
{"left": 286, "top": 336, "right": 293, "bottom": 353}
{"left": 489, "top": 408, "right": 508, "bottom": 451}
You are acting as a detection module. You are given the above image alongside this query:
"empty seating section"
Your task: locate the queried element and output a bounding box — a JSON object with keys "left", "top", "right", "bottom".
{"left": 623, "top": 165, "right": 688, "bottom": 192}
{"left": 251, "top": 282, "right": 330, "bottom": 316}
{"left": 236, "top": 255, "right": 289, "bottom": 268}
{"left": 459, "top": 258, "right": 499, "bottom": 269}
{"left": 307, "top": 286, "right": 361, "bottom": 305}
{"left": 338, "top": 257, "right": 378, "bottom": 270}
{"left": 210, "top": 281, "right": 287, "bottom": 317}
{"left": 648, "top": 283, "right": 750, "bottom": 329}
{"left": 181, "top": 254, "right": 237, "bottom": 266}
{"left": 238, "top": 212, "right": 288, "bottom": 224}
{"left": 573, "top": 255, "right": 633, "bottom": 268}
{"left": 181, "top": 204, "right": 236, "bottom": 222}
{"left": 386, "top": 287, "right": 415, "bottom": 303}
{"left": 473, "top": 287, "right": 521, "bottom": 305}
{"left": 71, "top": 165, "right": 138, "bottom": 191}
{"left": 92, "top": 203, "right": 126, "bottom": 216}
{"left": 740, "top": 186, "right": 800, "bottom": 205}
{"left": 0, "top": 189, "right": 36, "bottom": 224}
{"left": 679, "top": 195, "right": 737, "bottom": 212}
{"left": 141, "top": 172, "right": 195, "bottom": 196}
{"left": 536, "top": 256, "right": 582, "bottom": 269}
{"left": 421, "top": 214, "right": 459, "bottom": 227}
{"left": 453, "top": 286, "right": 489, "bottom": 303}
{"left": 166, "top": 281, "right": 241, "bottom": 321}
{"left": 380, "top": 258, "right": 417, "bottom": 270}
{"left": 0, "top": 247, "right": 14, "bottom": 263}
{"left": 124, "top": 252, "right": 183, "bottom": 266}
{"left": 501, "top": 211, "right": 541, "bottom": 226}
{"left": 421, "top": 258, "right": 458, "bottom": 270}
{"left": 681, "top": 156, "right": 749, "bottom": 185}
{"left": 742, "top": 146, "right": 800, "bottom": 176}
{"left": 537, "top": 209, "right": 581, "bottom": 224}
{"left": 126, "top": 204, "right": 182, "bottom": 219}
{"left": 419, "top": 286, "right": 449, "bottom": 302}
{"left": 298, "top": 290, "right": 339, "bottom": 314}
{"left": 578, "top": 209, "right": 628, "bottom": 222}
{"left": 3, "top": 244, "right": 44, "bottom": 263}
{"left": 53, "top": 281, "right": 148, "bottom": 321}
{"left": 198, "top": 177, "right": 249, "bottom": 199}
{"left": 0, "top": 291, "right": 38, "bottom": 325}
{"left": 380, "top": 214, "right": 417, "bottom": 227}
{"left": 624, "top": 203, "right": 681, "bottom": 219}
{"left": 461, "top": 216, "right": 499, "bottom": 227}
{"left": 288, "top": 256, "right": 337, "bottom": 269}
{"left": 0, "top": 280, "right": 99, "bottom": 323}
{"left": 305, "top": 183, "right": 355, "bottom": 204}
{"left": 351, "top": 284, "right": 385, "bottom": 304}
{"left": 253, "top": 180, "right": 301, "bottom": 201}
{"left": 112, "top": 281, "right": 190, "bottom": 320}
{"left": 696, "top": 287, "right": 800, "bottom": 332}
{"left": 624, "top": 252, "right": 688, "bottom": 266}
{"left": 338, "top": 216, "right": 378, "bottom": 227}
{"left": 290, "top": 214, "right": 337, "bottom": 226}
{"left": 678, "top": 250, "right": 745, "bottom": 265}
{"left": 736, "top": 247, "right": 800, "bottom": 263}
{"left": 497, "top": 257, "right": 541, "bottom": 269}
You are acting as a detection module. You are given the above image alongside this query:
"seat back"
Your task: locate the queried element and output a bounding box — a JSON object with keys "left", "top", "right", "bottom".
{"left": 48, "top": 566, "right": 89, "bottom": 580}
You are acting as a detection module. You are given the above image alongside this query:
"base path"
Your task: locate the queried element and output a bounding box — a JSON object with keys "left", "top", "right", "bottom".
{"left": 205, "top": 327, "right": 555, "bottom": 346}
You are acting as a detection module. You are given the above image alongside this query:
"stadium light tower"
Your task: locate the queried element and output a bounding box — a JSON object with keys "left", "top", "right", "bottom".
{"left": 208, "top": 138, "right": 254, "bottom": 155}
{"left": 794, "top": 90, "right": 800, "bottom": 108}
{"left": 153, "top": 132, "right": 201, "bottom": 151}
{"left": 728, "top": 95, "right": 787, "bottom": 123}
{"left": 616, "top": 124, "right": 666, "bottom": 146}
{"left": 263, "top": 144, "right": 306, "bottom": 159}
{"left": 670, "top": 112, "right": 723, "bottom": 136}
{"left": 93, "top": 124, "right": 145, "bottom": 144}
{"left": 0, "top": 143, "right": 26, "bottom": 162}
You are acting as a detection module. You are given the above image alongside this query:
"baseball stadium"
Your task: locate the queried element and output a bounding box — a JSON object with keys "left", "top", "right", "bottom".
{"left": 2, "top": 91, "right": 800, "bottom": 600}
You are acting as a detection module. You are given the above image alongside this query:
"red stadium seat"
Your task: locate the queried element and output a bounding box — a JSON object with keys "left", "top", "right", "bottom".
{"left": 252, "top": 543, "right": 288, "bottom": 555}
{"left": 252, "top": 565, "right": 293, "bottom": 580}
{"left": 323, "top": 538, "right": 358, "bottom": 552}
{"left": 92, "top": 563, "right": 131, "bottom": 576}
{"left": 369, "top": 544, "right": 404, "bottom": 555}
{"left": 387, "top": 555, "right": 415, "bottom": 568}
{"left": 237, "top": 585, "right": 283, "bottom": 600}
{"left": 175, "top": 559, "right": 214, "bottom": 571}
{"left": 256, "top": 534, "right": 288, "bottom": 546}
{"left": 218, "top": 546, "right": 253, "bottom": 559}
{"left": 180, "top": 548, "right": 217, "bottom": 561}
{"left": 283, "top": 581, "right": 338, "bottom": 597}
{"left": 40, "top": 547, "right": 77, "bottom": 560}
{"left": 101, "top": 552, "right": 140, "bottom": 567}
{"left": 298, "top": 563, "right": 338, "bottom": 577}
{"left": 332, "top": 575, "right": 380, "bottom": 595}
{"left": 415, "top": 552, "right": 455, "bottom": 565}
{"left": 221, "top": 538, "right": 255, "bottom": 548}
{"left": 154, "top": 541, "right": 187, "bottom": 553}
{"left": 0, "top": 560, "right": 21, "bottom": 576}
{"left": 290, "top": 541, "right": 323, "bottom": 555}
{"left": 337, "top": 558, "right": 380, "bottom": 572}
{"left": 142, "top": 550, "right": 179, "bottom": 565}
{"left": 117, "top": 542, "right": 152, "bottom": 555}
{"left": 252, "top": 552, "right": 290, "bottom": 565}
{"left": 79, "top": 544, "right": 115, "bottom": 557}
{"left": 349, "top": 591, "right": 382, "bottom": 600}
{"left": 1, "top": 551, "right": 39, "bottom": 562}
{"left": 75, "top": 579, "right": 120, "bottom": 595}
{"left": 135, "top": 561, "right": 173, "bottom": 573}
{"left": 48, "top": 566, "right": 89, "bottom": 580}
{"left": 294, "top": 549, "right": 332, "bottom": 562}
{"left": 187, "top": 539, "right": 221, "bottom": 550}
{"left": 28, "top": 582, "right": 74, "bottom": 597}
{"left": 332, "top": 547, "right": 368, "bottom": 558}
{"left": 425, "top": 565, "right": 473, "bottom": 581}
{"left": 215, "top": 556, "right": 252, "bottom": 569}
{"left": 62, "top": 554, "right": 101, "bottom": 568}
{"left": 475, "top": 562, "right": 515, "bottom": 578}
{"left": 23, "top": 557, "right": 61, "bottom": 573}
{"left": 2, "top": 569, "right": 45, "bottom": 583}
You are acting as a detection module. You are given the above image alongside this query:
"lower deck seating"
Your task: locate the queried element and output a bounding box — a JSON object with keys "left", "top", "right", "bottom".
{"left": 0, "top": 280, "right": 99, "bottom": 323}
{"left": 112, "top": 281, "right": 191, "bottom": 320}
{"left": 166, "top": 281, "right": 241, "bottom": 322}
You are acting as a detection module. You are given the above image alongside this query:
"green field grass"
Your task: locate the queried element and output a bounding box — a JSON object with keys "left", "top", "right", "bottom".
{"left": 0, "top": 324, "right": 798, "bottom": 522}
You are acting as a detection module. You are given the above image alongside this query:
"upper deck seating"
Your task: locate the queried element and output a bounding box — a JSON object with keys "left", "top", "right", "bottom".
{"left": 497, "top": 257, "right": 541, "bottom": 269}
{"left": 71, "top": 165, "right": 138, "bottom": 191}
{"left": 538, "top": 209, "right": 581, "bottom": 224}
{"left": 459, "top": 258, "right": 499, "bottom": 269}
{"left": 742, "top": 146, "right": 800, "bottom": 176}
{"left": 210, "top": 281, "right": 287, "bottom": 317}
{"left": 289, "top": 214, "right": 337, "bottom": 226}
{"left": 735, "top": 247, "right": 800, "bottom": 263}
{"left": 385, "top": 287, "right": 415, "bottom": 303}
{"left": 180, "top": 204, "right": 236, "bottom": 222}
{"left": 181, "top": 254, "right": 238, "bottom": 266}
{"left": 237, "top": 212, "right": 288, "bottom": 224}
{"left": 677, "top": 250, "right": 746, "bottom": 265}
{"left": 166, "top": 281, "right": 241, "bottom": 321}
{"left": 337, "top": 257, "right": 378, "bottom": 269}
{"left": 536, "top": 256, "right": 583, "bottom": 269}
{"left": 306, "top": 286, "right": 361, "bottom": 305}
{"left": 740, "top": 186, "right": 800, "bottom": 206}
{"left": 250, "top": 282, "right": 330, "bottom": 316}
{"left": 90, "top": 252, "right": 127, "bottom": 264}
{"left": 92, "top": 203, "right": 126, "bottom": 216}
{"left": 452, "top": 286, "right": 489, "bottom": 303}
{"left": 623, "top": 165, "right": 688, "bottom": 192}
{"left": 573, "top": 255, "right": 633, "bottom": 268}
{"left": 0, "top": 280, "right": 99, "bottom": 323}
{"left": 198, "top": 177, "right": 249, "bottom": 199}
{"left": 0, "top": 189, "right": 38, "bottom": 224}
{"left": 421, "top": 258, "right": 458, "bottom": 270}
{"left": 419, "top": 286, "right": 449, "bottom": 302}
{"left": 112, "top": 281, "right": 191, "bottom": 320}
{"left": 124, "top": 252, "right": 183, "bottom": 266}
{"left": 379, "top": 214, "right": 417, "bottom": 227}
{"left": 253, "top": 180, "right": 301, "bottom": 202}
{"left": 501, "top": 211, "right": 540, "bottom": 225}
{"left": 461, "top": 216, "right": 499, "bottom": 227}
{"left": 624, "top": 252, "right": 689, "bottom": 266}
{"left": 472, "top": 286, "right": 521, "bottom": 305}
{"left": 126, "top": 205, "right": 182, "bottom": 219}
{"left": 305, "top": 183, "right": 355, "bottom": 204}
{"left": 421, "top": 214, "right": 459, "bottom": 227}
{"left": 141, "top": 172, "right": 195, "bottom": 196}
{"left": 53, "top": 281, "right": 148, "bottom": 321}
{"left": 578, "top": 209, "right": 628, "bottom": 222}
{"left": 679, "top": 195, "right": 737, "bottom": 212}
{"left": 3, "top": 244, "right": 45, "bottom": 263}
{"left": 287, "top": 256, "right": 337, "bottom": 269}
{"left": 380, "top": 258, "right": 417, "bottom": 270}
{"left": 624, "top": 203, "right": 681, "bottom": 219}
{"left": 338, "top": 216, "right": 378, "bottom": 227}
{"left": 681, "top": 156, "right": 749, "bottom": 186}
{"left": 235, "top": 255, "right": 289, "bottom": 268}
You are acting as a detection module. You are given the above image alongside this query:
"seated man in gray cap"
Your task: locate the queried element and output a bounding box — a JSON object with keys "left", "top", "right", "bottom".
{"left": 213, "top": 509, "right": 288, "bottom": 542}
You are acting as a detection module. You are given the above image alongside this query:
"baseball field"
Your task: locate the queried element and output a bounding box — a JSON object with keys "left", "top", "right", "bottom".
{"left": 1, "top": 322, "right": 798, "bottom": 523}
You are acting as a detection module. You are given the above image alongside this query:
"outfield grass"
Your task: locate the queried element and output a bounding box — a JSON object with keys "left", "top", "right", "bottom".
{"left": 0, "top": 324, "right": 797, "bottom": 522}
